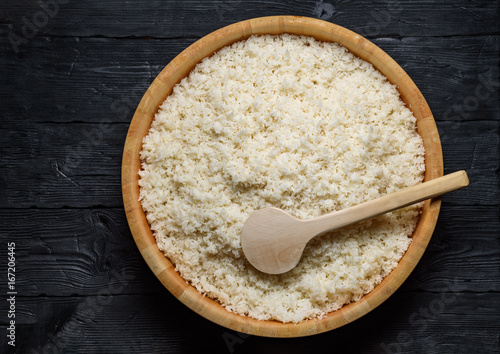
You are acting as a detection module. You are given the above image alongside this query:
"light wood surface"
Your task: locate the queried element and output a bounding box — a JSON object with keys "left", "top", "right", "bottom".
{"left": 121, "top": 15, "right": 444, "bottom": 337}
{"left": 241, "top": 171, "right": 469, "bottom": 275}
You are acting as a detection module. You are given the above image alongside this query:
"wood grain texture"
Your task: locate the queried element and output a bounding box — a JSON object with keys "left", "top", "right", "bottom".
{"left": 0, "top": 206, "right": 497, "bottom": 300}
{"left": 1, "top": 35, "right": 497, "bottom": 124}
{"left": 0, "top": 292, "right": 498, "bottom": 353}
{"left": 0, "top": 0, "right": 498, "bottom": 351}
{"left": 1, "top": 120, "right": 497, "bottom": 209}
{"left": 1, "top": 0, "right": 498, "bottom": 38}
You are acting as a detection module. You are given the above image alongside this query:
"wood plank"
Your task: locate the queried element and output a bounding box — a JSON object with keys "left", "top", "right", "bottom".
{"left": 377, "top": 36, "right": 499, "bottom": 122}
{"left": 1, "top": 119, "right": 497, "bottom": 208}
{"left": 0, "top": 121, "right": 127, "bottom": 208}
{"left": 0, "top": 206, "right": 497, "bottom": 299}
{"left": 438, "top": 120, "right": 500, "bottom": 206}
{"left": 0, "top": 37, "right": 192, "bottom": 124}
{"left": 403, "top": 205, "right": 500, "bottom": 293}
{"left": 0, "top": 208, "right": 165, "bottom": 297}
{"left": 1, "top": 0, "right": 498, "bottom": 40}
{"left": 1, "top": 35, "right": 497, "bottom": 124}
{"left": 0, "top": 292, "right": 498, "bottom": 353}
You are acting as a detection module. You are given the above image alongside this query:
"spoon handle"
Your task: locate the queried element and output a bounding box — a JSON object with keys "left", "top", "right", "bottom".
{"left": 306, "top": 170, "right": 469, "bottom": 239}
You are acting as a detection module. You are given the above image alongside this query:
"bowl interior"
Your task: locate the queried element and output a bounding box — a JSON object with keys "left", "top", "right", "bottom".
{"left": 122, "top": 16, "right": 443, "bottom": 337}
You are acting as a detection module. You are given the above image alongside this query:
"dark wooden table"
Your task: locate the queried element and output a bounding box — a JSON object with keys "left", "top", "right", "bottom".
{"left": 1, "top": 1, "right": 499, "bottom": 353}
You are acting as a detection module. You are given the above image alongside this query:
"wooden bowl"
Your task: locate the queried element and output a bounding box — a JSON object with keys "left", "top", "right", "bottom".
{"left": 122, "top": 16, "right": 443, "bottom": 337}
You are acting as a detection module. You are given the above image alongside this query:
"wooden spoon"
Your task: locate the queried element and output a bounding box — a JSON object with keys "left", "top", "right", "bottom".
{"left": 241, "top": 170, "right": 469, "bottom": 275}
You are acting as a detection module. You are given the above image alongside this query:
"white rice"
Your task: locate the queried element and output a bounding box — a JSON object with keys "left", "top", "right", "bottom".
{"left": 138, "top": 34, "right": 425, "bottom": 323}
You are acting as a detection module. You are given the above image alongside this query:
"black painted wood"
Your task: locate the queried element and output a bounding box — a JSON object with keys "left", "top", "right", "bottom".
{"left": 1, "top": 0, "right": 498, "bottom": 38}
{"left": 0, "top": 1, "right": 499, "bottom": 353}
{"left": 5, "top": 292, "right": 500, "bottom": 354}
{"left": 1, "top": 36, "right": 498, "bottom": 125}
{"left": 0, "top": 205, "right": 497, "bottom": 299}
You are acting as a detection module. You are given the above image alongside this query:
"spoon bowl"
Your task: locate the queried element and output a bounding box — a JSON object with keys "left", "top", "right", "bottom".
{"left": 241, "top": 170, "right": 469, "bottom": 274}
{"left": 241, "top": 207, "right": 308, "bottom": 274}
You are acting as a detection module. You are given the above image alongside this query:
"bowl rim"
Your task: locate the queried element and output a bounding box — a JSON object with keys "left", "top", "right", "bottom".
{"left": 121, "top": 15, "right": 443, "bottom": 338}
